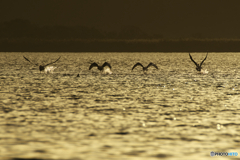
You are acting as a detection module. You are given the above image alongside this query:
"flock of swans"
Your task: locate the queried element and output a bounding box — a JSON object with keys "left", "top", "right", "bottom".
{"left": 23, "top": 53, "right": 209, "bottom": 75}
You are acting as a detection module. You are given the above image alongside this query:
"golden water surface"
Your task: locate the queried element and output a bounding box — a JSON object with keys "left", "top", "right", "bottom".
{"left": 0, "top": 52, "right": 240, "bottom": 160}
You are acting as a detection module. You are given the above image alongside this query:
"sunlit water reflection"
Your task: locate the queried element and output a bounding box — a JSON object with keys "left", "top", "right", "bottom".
{"left": 0, "top": 52, "right": 240, "bottom": 160}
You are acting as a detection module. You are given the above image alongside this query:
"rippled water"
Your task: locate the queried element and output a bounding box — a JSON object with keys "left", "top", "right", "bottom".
{"left": 1, "top": 52, "right": 240, "bottom": 160}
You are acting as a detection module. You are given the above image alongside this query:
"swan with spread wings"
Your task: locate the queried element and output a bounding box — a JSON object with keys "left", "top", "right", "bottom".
{"left": 89, "top": 62, "right": 112, "bottom": 74}
{"left": 189, "top": 53, "right": 209, "bottom": 74}
{"left": 23, "top": 56, "right": 61, "bottom": 73}
{"left": 132, "top": 62, "right": 158, "bottom": 73}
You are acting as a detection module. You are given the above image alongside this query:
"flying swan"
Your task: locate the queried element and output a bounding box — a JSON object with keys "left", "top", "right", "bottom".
{"left": 189, "top": 53, "right": 208, "bottom": 74}
{"left": 89, "top": 62, "right": 112, "bottom": 74}
{"left": 23, "top": 56, "right": 61, "bottom": 73}
{"left": 132, "top": 62, "right": 158, "bottom": 73}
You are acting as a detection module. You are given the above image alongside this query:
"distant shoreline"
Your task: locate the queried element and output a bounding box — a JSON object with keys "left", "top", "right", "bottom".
{"left": 1, "top": 38, "right": 240, "bottom": 52}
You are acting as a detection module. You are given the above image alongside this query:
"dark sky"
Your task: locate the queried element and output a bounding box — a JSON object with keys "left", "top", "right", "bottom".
{"left": 1, "top": 0, "right": 240, "bottom": 38}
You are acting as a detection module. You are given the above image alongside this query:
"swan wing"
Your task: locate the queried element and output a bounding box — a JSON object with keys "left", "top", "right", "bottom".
{"left": 132, "top": 62, "right": 144, "bottom": 70}
{"left": 23, "top": 56, "right": 38, "bottom": 66}
{"left": 102, "top": 62, "right": 112, "bottom": 69}
{"left": 45, "top": 56, "right": 61, "bottom": 66}
{"left": 89, "top": 62, "right": 99, "bottom": 70}
{"left": 147, "top": 62, "right": 158, "bottom": 69}
{"left": 200, "top": 52, "right": 208, "bottom": 67}
{"left": 189, "top": 53, "right": 199, "bottom": 67}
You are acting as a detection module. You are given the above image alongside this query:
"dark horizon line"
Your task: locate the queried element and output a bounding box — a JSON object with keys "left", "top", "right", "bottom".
{"left": 1, "top": 38, "right": 240, "bottom": 52}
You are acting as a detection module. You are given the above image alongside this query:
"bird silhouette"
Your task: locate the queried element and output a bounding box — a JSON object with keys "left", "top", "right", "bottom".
{"left": 89, "top": 62, "right": 112, "bottom": 74}
{"left": 23, "top": 56, "right": 61, "bottom": 73}
{"left": 132, "top": 62, "right": 158, "bottom": 72}
{"left": 189, "top": 53, "right": 208, "bottom": 71}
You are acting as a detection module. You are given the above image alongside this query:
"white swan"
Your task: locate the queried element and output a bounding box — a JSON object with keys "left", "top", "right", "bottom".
{"left": 200, "top": 69, "right": 209, "bottom": 74}
{"left": 23, "top": 56, "right": 61, "bottom": 73}
{"left": 102, "top": 67, "right": 112, "bottom": 74}
{"left": 44, "top": 66, "right": 57, "bottom": 74}
{"left": 89, "top": 62, "right": 112, "bottom": 74}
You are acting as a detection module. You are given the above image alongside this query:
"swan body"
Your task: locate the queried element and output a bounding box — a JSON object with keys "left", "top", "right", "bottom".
{"left": 200, "top": 69, "right": 209, "bottom": 74}
{"left": 102, "top": 67, "right": 112, "bottom": 74}
{"left": 44, "top": 66, "right": 57, "bottom": 74}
